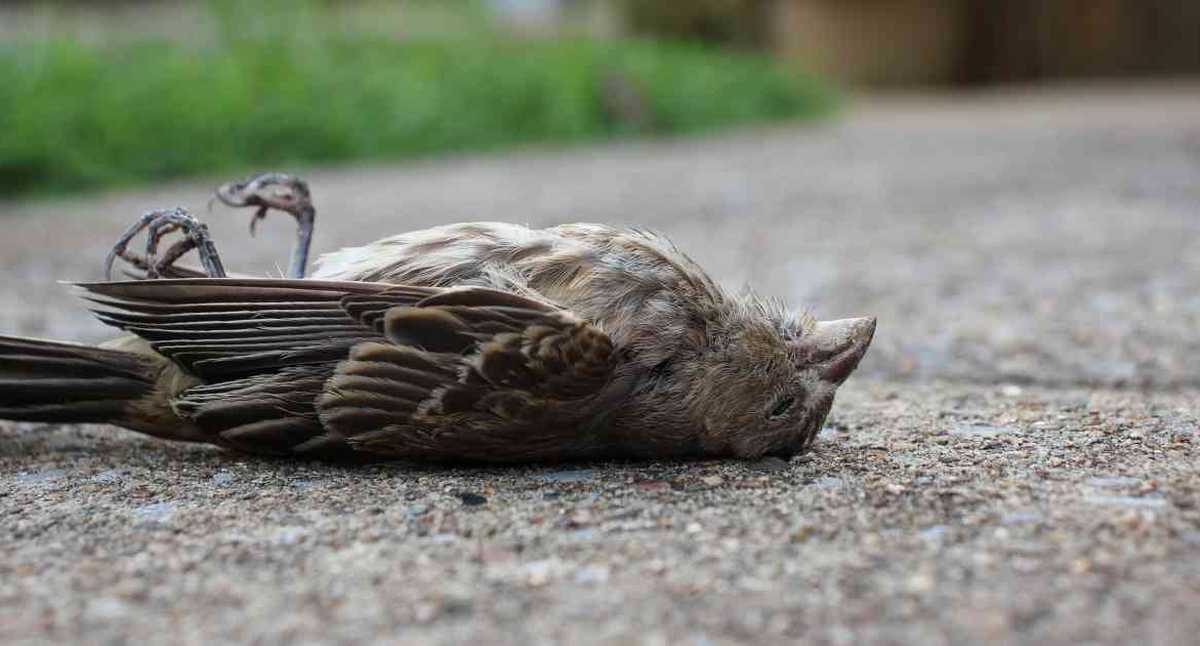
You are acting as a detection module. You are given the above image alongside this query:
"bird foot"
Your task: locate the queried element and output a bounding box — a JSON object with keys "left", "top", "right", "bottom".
{"left": 214, "top": 172, "right": 315, "bottom": 279}
{"left": 105, "top": 208, "right": 226, "bottom": 280}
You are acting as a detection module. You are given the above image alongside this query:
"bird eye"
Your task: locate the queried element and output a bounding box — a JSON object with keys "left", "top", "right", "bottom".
{"left": 768, "top": 396, "right": 795, "bottom": 418}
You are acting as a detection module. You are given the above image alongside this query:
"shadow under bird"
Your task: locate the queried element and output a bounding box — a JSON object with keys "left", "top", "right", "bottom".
{"left": 0, "top": 174, "right": 875, "bottom": 462}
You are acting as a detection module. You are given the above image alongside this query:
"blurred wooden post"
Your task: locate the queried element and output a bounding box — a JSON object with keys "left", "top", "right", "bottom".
{"left": 770, "top": 0, "right": 965, "bottom": 86}
{"left": 629, "top": 0, "right": 1200, "bottom": 86}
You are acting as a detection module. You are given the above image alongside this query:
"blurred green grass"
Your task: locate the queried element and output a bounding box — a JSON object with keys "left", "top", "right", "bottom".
{"left": 0, "top": 30, "right": 835, "bottom": 197}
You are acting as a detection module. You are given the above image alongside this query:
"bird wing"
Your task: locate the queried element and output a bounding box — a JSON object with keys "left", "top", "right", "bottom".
{"left": 321, "top": 286, "right": 617, "bottom": 460}
{"left": 78, "top": 279, "right": 420, "bottom": 381}
{"left": 79, "top": 279, "right": 617, "bottom": 460}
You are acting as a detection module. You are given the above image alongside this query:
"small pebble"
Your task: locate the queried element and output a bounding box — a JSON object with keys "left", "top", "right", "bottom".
{"left": 459, "top": 492, "right": 488, "bottom": 506}
{"left": 132, "top": 501, "right": 177, "bottom": 524}
{"left": 951, "top": 424, "right": 1015, "bottom": 437}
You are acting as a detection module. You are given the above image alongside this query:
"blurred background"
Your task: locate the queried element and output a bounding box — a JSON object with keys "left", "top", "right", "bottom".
{"left": 2, "top": 0, "right": 1198, "bottom": 197}
{"left": 1, "top": 0, "right": 840, "bottom": 196}
{"left": 0, "top": 0, "right": 1197, "bottom": 389}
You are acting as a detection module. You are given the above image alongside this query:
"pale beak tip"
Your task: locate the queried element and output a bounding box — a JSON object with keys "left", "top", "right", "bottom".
{"left": 820, "top": 316, "right": 876, "bottom": 384}
{"left": 858, "top": 316, "right": 877, "bottom": 341}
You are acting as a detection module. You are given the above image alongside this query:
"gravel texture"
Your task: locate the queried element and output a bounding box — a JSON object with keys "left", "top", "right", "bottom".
{"left": 2, "top": 84, "right": 1199, "bottom": 645}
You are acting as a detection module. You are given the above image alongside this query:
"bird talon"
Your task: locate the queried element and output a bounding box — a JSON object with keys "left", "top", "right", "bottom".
{"left": 249, "top": 206, "right": 268, "bottom": 238}
{"left": 214, "top": 171, "right": 316, "bottom": 279}
{"left": 105, "top": 207, "right": 226, "bottom": 280}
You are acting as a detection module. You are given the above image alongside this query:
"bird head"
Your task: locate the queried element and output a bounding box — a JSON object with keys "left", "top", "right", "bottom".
{"left": 676, "top": 308, "right": 875, "bottom": 459}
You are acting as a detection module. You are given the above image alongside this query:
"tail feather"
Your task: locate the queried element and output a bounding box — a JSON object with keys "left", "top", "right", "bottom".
{"left": 0, "top": 335, "right": 157, "bottom": 424}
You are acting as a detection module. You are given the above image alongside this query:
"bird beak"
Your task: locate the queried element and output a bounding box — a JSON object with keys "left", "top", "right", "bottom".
{"left": 798, "top": 317, "right": 876, "bottom": 384}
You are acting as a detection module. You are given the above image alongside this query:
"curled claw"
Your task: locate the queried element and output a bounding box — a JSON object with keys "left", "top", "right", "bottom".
{"left": 105, "top": 211, "right": 160, "bottom": 280}
{"left": 104, "top": 208, "right": 226, "bottom": 280}
{"left": 215, "top": 172, "right": 312, "bottom": 219}
{"left": 248, "top": 206, "right": 269, "bottom": 238}
{"left": 214, "top": 172, "right": 316, "bottom": 279}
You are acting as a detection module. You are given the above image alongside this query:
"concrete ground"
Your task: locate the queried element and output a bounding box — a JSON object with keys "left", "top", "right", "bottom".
{"left": 1, "top": 84, "right": 1198, "bottom": 645}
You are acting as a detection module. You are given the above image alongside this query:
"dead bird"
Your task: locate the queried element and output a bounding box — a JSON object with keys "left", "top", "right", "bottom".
{"left": 0, "top": 174, "right": 875, "bottom": 463}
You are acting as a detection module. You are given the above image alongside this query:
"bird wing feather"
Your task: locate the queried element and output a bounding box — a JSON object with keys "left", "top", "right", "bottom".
{"left": 79, "top": 279, "right": 429, "bottom": 381}
{"left": 78, "top": 278, "right": 617, "bottom": 460}
{"left": 325, "top": 285, "right": 617, "bottom": 459}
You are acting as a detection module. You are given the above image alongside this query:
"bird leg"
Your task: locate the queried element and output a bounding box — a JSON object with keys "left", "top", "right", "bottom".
{"left": 105, "top": 208, "right": 226, "bottom": 280}
{"left": 214, "top": 172, "right": 315, "bottom": 279}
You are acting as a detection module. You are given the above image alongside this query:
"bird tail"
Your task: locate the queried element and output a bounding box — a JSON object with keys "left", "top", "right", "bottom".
{"left": 0, "top": 335, "right": 158, "bottom": 425}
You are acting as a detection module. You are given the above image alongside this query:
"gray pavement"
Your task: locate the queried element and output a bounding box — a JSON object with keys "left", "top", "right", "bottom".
{"left": 2, "top": 84, "right": 1199, "bottom": 645}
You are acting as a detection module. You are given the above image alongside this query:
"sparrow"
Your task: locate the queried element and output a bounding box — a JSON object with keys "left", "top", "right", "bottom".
{"left": 0, "top": 174, "right": 875, "bottom": 463}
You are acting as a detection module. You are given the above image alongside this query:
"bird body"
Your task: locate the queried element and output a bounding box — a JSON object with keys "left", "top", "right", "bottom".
{"left": 0, "top": 222, "right": 874, "bottom": 463}
{"left": 315, "top": 222, "right": 771, "bottom": 371}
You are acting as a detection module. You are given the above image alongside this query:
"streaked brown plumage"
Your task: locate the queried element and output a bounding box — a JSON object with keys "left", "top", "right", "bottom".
{"left": 0, "top": 183, "right": 874, "bottom": 463}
